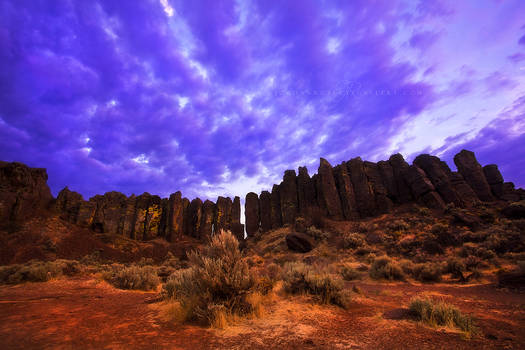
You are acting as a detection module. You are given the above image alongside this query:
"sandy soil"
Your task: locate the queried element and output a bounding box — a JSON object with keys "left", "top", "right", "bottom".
{"left": 0, "top": 277, "right": 523, "bottom": 350}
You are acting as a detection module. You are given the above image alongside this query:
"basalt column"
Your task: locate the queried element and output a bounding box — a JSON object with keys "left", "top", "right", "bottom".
{"left": 413, "top": 155, "right": 462, "bottom": 206}
{"left": 259, "top": 191, "right": 272, "bottom": 232}
{"left": 245, "top": 192, "right": 260, "bottom": 237}
{"left": 214, "top": 196, "right": 233, "bottom": 232}
{"left": 454, "top": 150, "right": 494, "bottom": 202}
{"left": 347, "top": 157, "right": 376, "bottom": 217}
{"left": 280, "top": 170, "right": 299, "bottom": 225}
{"left": 167, "top": 191, "right": 184, "bottom": 241}
{"left": 333, "top": 163, "right": 358, "bottom": 220}
{"left": 231, "top": 196, "right": 244, "bottom": 241}
{"left": 270, "top": 184, "right": 282, "bottom": 229}
{"left": 297, "top": 167, "right": 317, "bottom": 216}
{"left": 317, "top": 158, "right": 343, "bottom": 219}
{"left": 389, "top": 154, "right": 413, "bottom": 203}
{"left": 483, "top": 164, "right": 504, "bottom": 198}
{"left": 363, "top": 161, "right": 393, "bottom": 214}
{"left": 200, "top": 200, "right": 215, "bottom": 239}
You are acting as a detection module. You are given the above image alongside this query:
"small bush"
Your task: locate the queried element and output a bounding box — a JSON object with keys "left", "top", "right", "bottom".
{"left": 460, "top": 243, "right": 495, "bottom": 260}
{"left": 340, "top": 264, "right": 361, "bottom": 281}
{"left": 163, "top": 230, "right": 258, "bottom": 326}
{"left": 107, "top": 265, "right": 160, "bottom": 290}
{"left": 282, "top": 262, "right": 350, "bottom": 308}
{"left": 409, "top": 297, "right": 476, "bottom": 334}
{"left": 386, "top": 220, "right": 410, "bottom": 233}
{"left": 0, "top": 260, "right": 81, "bottom": 285}
{"left": 342, "top": 232, "right": 365, "bottom": 249}
{"left": 306, "top": 226, "right": 329, "bottom": 241}
{"left": 412, "top": 262, "right": 443, "bottom": 282}
{"left": 445, "top": 257, "right": 466, "bottom": 279}
{"left": 369, "top": 256, "right": 405, "bottom": 281}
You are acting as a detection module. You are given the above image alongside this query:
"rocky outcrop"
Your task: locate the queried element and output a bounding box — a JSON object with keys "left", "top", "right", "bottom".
{"left": 0, "top": 162, "right": 53, "bottom": 227}
{"left": 214, "top": 196, "right": 232, "bottom": 232}
{"left": 317, "top": 158, "right": 343, "bottom": 219}
{"left": 389, "top": 154, "right": 413, "bottom": 203}
{"left": 259, "top": 191, "right": 272, "bottom": 232}
{"left": 363, "top": 161, "right": 393, "bottom": 214}
{"left": 405, "top": 166, "right": 446, "bottom": 210}
{"left": 377, "top": 160, "right": 398, "bottom": 201}
{"left": 347, "top": 157, "right": 376, "bottom": 217}
{"left": 245, "top": 192, "right": 260, "bottom": 237}
{"left": 297, "top": 167, "right": 316, "bottom": 215}
{"left": 186, "top": 198, "right": 203, "bottom": 239}
{"left": 231, "top": 196, "right": 244, "bottom": 240}
{"left": 454, "top": 150, "right": 494, "bottom": 202}
{"left": 449, "top": 172, "right": 479, "bottom": 207}
{"left": 270, "top": 185, "right": 282, "bottom": 229}
{"left": 280, "top": 170, "right": 299, "bottom": 225}
{"left": 200, "top": 200, "right": 215, "bottom": 239}
{"left": 483, "top": 165, "right": 504, "bottom": 198}
{"left": 286, "top": 232, "right": 314, "bottom": 252}
{"left": 333, "top": 164, "right": 358, "bottom": 220}
{"left": 167, "top": 192, "right": 184, "bottom": 241}
{"left": 414, "top": 154, "right": 462, "bottom": 206}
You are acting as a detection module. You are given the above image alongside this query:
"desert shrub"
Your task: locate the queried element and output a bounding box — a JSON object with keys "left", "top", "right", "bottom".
{"left": 409, "top": 297, "right": 476, "bottom": 333}
{"left": 163, "top": 230, "right": 259, "bottom": 326}
{"left": 460, "top": 243, "right": 495, "bottom": 260}
{"left": 0, "top": 260, "right": 81, "bottom": 285}
{"left": 340, "top": 264, "right": 361, "bottom": 281}
{"left": 422, "top": 238, "right": 444, "bottom": 255}
{"left": 107, "top": 265, "right": 160, "bottom": 290}
{"left": 464, "top": 255, "right": 482, "bottom": 271}
{"left": 306, "top": 226, "right": 329, "bottom": 241}
{"left": 412, "top": 262, "right": 443, "bottom": 282}
{"left": 282, "top": 262, "right": 350, "bottom": 308}
{"left": 369, "top": 256, "right": 405, "bottom": 281}
{"left": 342, "top": 232, "right": 365, "bottom": 249}
{"left": 445, "top": 257, "right": 466, "bottom": 279}
{"left": 137, "top": 257, "right": 155, "bottom": 266}
{"left": 483, "top": 229, "right": 522, "bottom": 254}
{"left": 265, "top": 263, "right": 282, "bottom": 282}
{"left": 399, "top": 259, "right": 415, "bottom": 275}
{"left": 460, "top": 230, "right": 489, "bottom": 243}
{"left": 354, "top": 245, "right": 372, "bottom": 256}
{"left": 430, "top": 223, "right": 458, "bottom": 247}
{"left": 386, "top": 220, "right": 410, "bottom": 233}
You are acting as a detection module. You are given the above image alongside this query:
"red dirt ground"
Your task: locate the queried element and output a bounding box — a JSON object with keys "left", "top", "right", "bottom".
{"left": 0, "top": 277, "right": 523, "bottom": 349}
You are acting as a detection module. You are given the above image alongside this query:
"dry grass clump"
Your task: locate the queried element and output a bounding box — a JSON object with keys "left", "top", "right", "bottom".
{"left": 0, "top": 259, "right": 82, "bottom": 284}
{"left": 106, "top": 264, "right": 160, "bottom": 290}
{"left": 342, "top": 232, "right": 365, "bottom": 249}
{"left": 306, "top": 226, "right": 330, "bottom": 241}
{"left": 163, "top": 230, "right": 262, "bottom": 327}
{"left": 282, "top": 262, "right": 350, "bottom": 308}
{"left": 369, "top": 256, "right": 405, "bottom": 281}
{"left": 340, "top": 264, "right": 361, "bottom": 281}
{"left": 399, "top": 260, "right": 443, "bottom": 282}
{"left": 410, "top": 296, "right": 476, "bottom": 334}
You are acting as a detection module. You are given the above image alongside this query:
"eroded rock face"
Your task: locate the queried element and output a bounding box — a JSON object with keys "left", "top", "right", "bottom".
{"left": 270, "top": 185, "right": 282, "bottom": 229}
{"left": 214, "top": 196, "right": 232, "bottom": 232}
{"left": 280, "top": 170, "right": 299, "bottom": 225}
{"left": 186, "top": 198, "right": 203, "bottom": 238}
{"left": 0, "top": 162, "right": 53, "bottom": 226}
{"left": 405, "top": 166, "right": 446, "bottom": 210}
{"left": 347, "top": 157, "right": 376, "bottom": 217}
{"left": 414, "top": 154, "right": 462, "bottom": 206}
{"left": 483, "top": 164, "right": 504, "bottom": 198}
{"left": 297, "top": 167, "right": 316, "bottom": 215}
{"left": 259, "top": 191, "right": 272, "bottom": 232}
{"left": 454, "top": 150, "right": 494, "bottom": 202}
{"left": 245, "top": 192, "right": 260, "bottom": 237}
{"left": 377, "top": 160, "right": 398, "bottom": 201}
{"left": 449, "top": 172, "right": 479, "bottom": 207}
{"left": 55, "top": 187, "right": 84, "bottom": 223}
{"left": 318, "top": 158, "right": 343, "bottom": 219}
{"left": 167, "top": 192, "right": 184, "bottom": 241}
{"left": 363, "top": 161, "right": 392, "bottom": 214}
{"left": 389, "top": 154, "right": 413, "bottom": 203}
{"left": 333, "top": 164, "right": 358, "bottom": 220}
{"left": 200, "top": 200, "right": 215, "bottom": 239}
{"left": 286, "top": 232, "right": 314, "bottom": 253}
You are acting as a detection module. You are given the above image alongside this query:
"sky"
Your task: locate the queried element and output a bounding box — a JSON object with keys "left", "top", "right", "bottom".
{"left": 1, "top": 0, "right": 524, "bottom": 204}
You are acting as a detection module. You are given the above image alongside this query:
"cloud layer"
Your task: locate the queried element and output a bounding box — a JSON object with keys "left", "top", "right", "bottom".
{"left": 1, "top": 0, "right": 524, "bottom": 201}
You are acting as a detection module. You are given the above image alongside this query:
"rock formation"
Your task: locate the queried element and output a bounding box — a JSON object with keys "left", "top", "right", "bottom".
{"left": 1, "top": 149, "right": 523, "bottom": 245}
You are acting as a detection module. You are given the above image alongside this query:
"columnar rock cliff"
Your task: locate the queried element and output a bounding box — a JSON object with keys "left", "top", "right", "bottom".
{"left": 1, "top": 150, "right": 524, "bottom": 242}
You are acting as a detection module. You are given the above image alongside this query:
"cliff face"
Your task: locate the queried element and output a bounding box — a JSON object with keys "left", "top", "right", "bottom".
{"left": 1, "top": 150, "right": 524, "bottom": 241}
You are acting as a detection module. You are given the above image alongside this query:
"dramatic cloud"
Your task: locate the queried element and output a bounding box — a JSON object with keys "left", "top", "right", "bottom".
{"left": 1, "top": 0, "right": 524, "bottom": 202}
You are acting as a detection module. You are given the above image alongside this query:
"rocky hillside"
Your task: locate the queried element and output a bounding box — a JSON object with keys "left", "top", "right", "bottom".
{"left": 1, "top": 150, "right": 524, "bottom": 246}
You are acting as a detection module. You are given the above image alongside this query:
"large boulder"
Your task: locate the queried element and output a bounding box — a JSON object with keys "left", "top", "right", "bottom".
{"left": 388, "top": 154, "right": 413, "bottom": 203}
{"left": 280, "top": 170, "right": 299, "bottom": 225}
{"left": 501, "top": 182, "right": 520, "bottom": 202}
{"left": 501, "top": 201, "right": 525, "bottom": 219}
{"left": 245, "top": 192, "right": 260, "bottom": 237}
{"left": 347, "top": 157, "right": 376, "bottom": 217}
{"left": 453, "top": 150, "right": 494, "bottom": 201}
{"left": 0, "top": 161, "right": 53, "bottom": 227}
{"left": 286, "top": 232, "right": 314, "bottom": 253}
{"left": 317, "top": 158, "right": 343, "bottom": 219}
{"left": 259, "top": 191, "right": 272, "bottom": 232}
{"left": 449, "top": 172, "right": 479, "bottom": 207}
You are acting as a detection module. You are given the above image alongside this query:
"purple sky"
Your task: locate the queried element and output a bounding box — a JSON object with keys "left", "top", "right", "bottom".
{"left": 1, "top": 0, "right": 524, "bottom": 204}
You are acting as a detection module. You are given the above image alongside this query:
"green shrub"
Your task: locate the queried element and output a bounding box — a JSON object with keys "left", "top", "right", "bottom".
{"left": 409, "top": 297, "right": 476, "bottom": 334}
{"left": 281, "top": 262, "right": 350, "bottom": 308}
{"left": 369, "top": 256, "right": 405, "bottom": 281}
{"left": 107, "top": 265, "right": 160, "bottom": 290}
{"left": 163, "top": 230, "right": 258, "bottom": 325}
{"left": 340, "top": 264, "right": 361, "bottom": 281}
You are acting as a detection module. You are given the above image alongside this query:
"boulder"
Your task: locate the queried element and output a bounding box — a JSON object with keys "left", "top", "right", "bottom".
{"left": 347, "top": 157, "right": 376, "bottom": 217}
{"left": 483, "top": 164, "right": 504, "bottom": 198}
{"left": 317, "top": 158, "right": 343, "bottom": 219}
{"left": 245, "top": 192, "right": 260, "bottom": 237}
{"left": 449, "top": 172, "right": 479, "bottom": 207}
{"left": 333, "top": 164, "right": 358, "bottom": 219}
{"left": 280, "top": 170, "right": 299, "bottom": 224}
{"left": 259, "top": 191, "right": 272, "bottom": 232}
{"left": 286, "top": 232, "right": 314, "bottom": 253}
{"left": 453, "top": 150, "right": 494, "bottom": 201}
{"left": 270, "top": 184, "right": 282, "bottom": 229}
{"left": 501, "top": 201, "right": 525, "bottom": 219}
{"left": 501, "top": 182, "right": 520, "bottom": 202}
